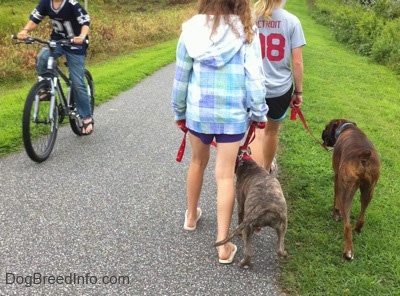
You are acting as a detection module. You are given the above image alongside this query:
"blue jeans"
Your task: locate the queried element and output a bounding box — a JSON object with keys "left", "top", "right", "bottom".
{"left": 36, "top": 46, "right": 92, "bottom": 119}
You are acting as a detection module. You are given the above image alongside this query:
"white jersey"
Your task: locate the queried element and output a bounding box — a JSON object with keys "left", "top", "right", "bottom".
{"left": 256, "top": 8, "right": 306, "bottom": 97}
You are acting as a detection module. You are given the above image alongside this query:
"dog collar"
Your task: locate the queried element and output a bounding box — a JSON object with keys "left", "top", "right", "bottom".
{"left": 335, "top": 122, "right": 354, "bottom": 139}
{"left": 235, "top": 150, "right": 252, "bottom": 171}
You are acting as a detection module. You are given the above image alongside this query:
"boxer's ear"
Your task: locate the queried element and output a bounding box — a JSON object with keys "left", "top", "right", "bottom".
{"left": 322, "top": 120, "right": 337, "bottom": 147}
{"left": 328, "top": 120, "right": 339, "bottom": 146}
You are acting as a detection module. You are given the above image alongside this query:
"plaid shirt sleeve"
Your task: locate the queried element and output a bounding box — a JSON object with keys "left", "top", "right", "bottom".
{"left": 244, "top": 29, "right": 268, "bottom": 122}
{"left": 171, "top": 35, "right": 193, "bottom": 121}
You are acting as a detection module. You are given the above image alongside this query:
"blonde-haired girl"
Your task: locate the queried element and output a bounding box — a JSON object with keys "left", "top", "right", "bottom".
{"left": 250, "top": 0, "right": 306, "bottom": 173}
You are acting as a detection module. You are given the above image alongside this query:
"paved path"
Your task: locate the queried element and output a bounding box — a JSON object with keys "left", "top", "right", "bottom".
{"left": 0, "top": 63, "right": 282, "bottom": 296}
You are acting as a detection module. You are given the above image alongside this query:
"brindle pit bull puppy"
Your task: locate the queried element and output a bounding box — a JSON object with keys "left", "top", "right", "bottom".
{"left": 322, "top": 119, "right": 380, "bottom": 260}
{"left": 214, "top": 150, "right": 288, "bottom": 268}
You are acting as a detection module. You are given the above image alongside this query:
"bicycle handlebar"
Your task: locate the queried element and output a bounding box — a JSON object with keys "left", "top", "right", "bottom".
{"left": 11, "top": 35, "right": 89, "bottom": 46}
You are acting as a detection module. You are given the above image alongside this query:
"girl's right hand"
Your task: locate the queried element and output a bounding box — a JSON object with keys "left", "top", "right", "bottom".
{"left": 176, "top": 120, "right": 187, "bottom": 132}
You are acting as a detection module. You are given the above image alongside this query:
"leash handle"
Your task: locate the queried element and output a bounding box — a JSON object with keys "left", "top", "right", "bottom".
{"left": 176, "top": 120, "right": 188, "bottom": 162}
{"left": 290, "top": 107, "right": 299, "bottom": 121}
{"left": 240, "top": 121, "right": 265, "bottom": 150}
{"left": 176, "top": 130, "right": 187, "bottom": 162}
{"left": 290, "top": 107, "right": 330, "bottom": 152}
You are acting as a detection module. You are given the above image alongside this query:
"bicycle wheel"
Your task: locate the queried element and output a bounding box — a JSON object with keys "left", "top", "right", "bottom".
{"left": 69, "top": 69, "right": 95, "bottom": 135}
{"left": 22, "top": 80, "right": 59, "bottom": 162}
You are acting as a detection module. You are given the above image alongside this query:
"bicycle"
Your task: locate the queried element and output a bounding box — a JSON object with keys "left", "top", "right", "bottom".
{"left": 12, "top": 35, "right": 95, "bottom": 163}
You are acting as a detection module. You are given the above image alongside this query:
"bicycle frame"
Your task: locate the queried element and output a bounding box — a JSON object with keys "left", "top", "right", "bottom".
{"left": 15, "top": 36, "right": 87, "bottom": 126}
{"left": 14, "top": 35, "right": 94, "bottom": 162}
{"left": 39, "top": 42, "right": 76, "bottom": 124}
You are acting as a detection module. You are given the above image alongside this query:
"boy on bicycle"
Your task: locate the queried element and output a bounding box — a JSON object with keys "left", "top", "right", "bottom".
{"left": 17, "top": 0, "right": 94, "bottom": 135}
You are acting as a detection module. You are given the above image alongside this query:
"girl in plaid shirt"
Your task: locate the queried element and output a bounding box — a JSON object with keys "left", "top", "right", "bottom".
{"left": 171, "top": 0, "right": 268, "bottom": 264}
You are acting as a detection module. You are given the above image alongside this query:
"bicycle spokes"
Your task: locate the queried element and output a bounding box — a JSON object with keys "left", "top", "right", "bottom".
{"left": 22, "top": 81, "right": 58, "bottom": 162}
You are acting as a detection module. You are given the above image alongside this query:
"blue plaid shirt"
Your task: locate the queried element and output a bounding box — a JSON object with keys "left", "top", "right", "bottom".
{"left": 171, "top": 15, "right": 268, "bottom": 135}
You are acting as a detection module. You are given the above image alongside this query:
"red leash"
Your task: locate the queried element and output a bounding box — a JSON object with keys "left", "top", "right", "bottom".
{"left": 176, "top": 121, "right": 188, "bottom": 162}
{"left": 175, "top": 121, "right": 265, "bottom": 162}
{"left": 240, "top": 121, "right": 265, "bottom": 150}
{"left": 290, "top": 107, "right": 329, "bottom": 151}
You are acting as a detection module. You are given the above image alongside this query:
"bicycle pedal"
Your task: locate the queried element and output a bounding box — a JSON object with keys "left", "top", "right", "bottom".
{"left": 71, "top": 114, "right": 82, "bottom": 128}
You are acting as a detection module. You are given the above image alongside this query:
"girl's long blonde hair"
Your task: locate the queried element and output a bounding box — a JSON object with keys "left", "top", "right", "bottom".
{"left": 254, "top": 0, "right": 282, "bottom": 20}
{"left": 197, "top": 0, "right": 255, "bottom": 44}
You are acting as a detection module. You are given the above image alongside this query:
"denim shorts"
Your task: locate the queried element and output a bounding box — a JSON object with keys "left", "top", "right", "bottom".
{"left": 188, "top": 129, "right": 245, "bottom": 145}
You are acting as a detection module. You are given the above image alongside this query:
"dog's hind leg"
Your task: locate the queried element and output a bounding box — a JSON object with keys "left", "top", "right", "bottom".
{"left": 239, "top": 225, "right": 253, "bottom": 268}
{"left": 355, "top": 182, "right": 376, "bottom": 233}
{"left": 332, "top": 173, "right": 341, "bottom": 221}
{"left": 276, "top": 218, "right": 288, "bottom": 258}
{"left": 341, "top": 186, "right": 358, "bottom": 261}
{"left": 237, "top": 192, "right": 245, "bottom": 225}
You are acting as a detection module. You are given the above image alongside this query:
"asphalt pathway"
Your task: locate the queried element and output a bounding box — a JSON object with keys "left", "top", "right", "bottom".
{"left": 0, "top": 63, "right": 282, "bottom": 296}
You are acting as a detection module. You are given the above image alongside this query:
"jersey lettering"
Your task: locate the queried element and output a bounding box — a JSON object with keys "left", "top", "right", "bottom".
{"left": 259, "top": 33, "right": 286, "bottom": 62}
{"left": 51, "top": 20, "right": 75, "bottom": 38}
{"left": 256, "top": 20, "right": 281, "bottom": 29}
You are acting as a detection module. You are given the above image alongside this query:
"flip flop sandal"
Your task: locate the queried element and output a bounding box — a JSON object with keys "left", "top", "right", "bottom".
{"left": 183, "top": 208, "right": 202, "bottom": 231}
{"left": 81, "top": 118, "right": 94, "bottom": 135}
{"left": 218, "top": 243, "right": 237, "bottom": 264}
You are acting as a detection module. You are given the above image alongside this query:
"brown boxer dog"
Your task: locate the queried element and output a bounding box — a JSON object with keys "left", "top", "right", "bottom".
{"left": 214, "top": 149, "right": 288, "bottom": 268}
{"left": 322, "top": 119, "right": 380, "bottom": 260}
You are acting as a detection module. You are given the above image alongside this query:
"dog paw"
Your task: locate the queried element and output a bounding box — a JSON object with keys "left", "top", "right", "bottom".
{"left": 332, "top": 210, "right": 341, "bottom": 221}
{"left": 343, "top": 251, "right": 354, "bottom": 261}
{"left": 278, "top": 250, "right": 288, "bottom": 258}
{"left": 239, "top": 259, "right": 251, "bottom": 269}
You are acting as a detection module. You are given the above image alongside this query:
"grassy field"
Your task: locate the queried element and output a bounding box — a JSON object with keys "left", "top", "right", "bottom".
{"left": 278, "top": 1, "right": 400, "bottom": 295}
{"left": 0, "top": 0, "right": 195, "bottom": 84}
{"left": 1, "top": 0, "right": 400, "bottom": 295}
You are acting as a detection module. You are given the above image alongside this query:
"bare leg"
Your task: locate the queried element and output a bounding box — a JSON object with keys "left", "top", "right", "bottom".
{"left": 248, "top": 128, "right": 264, "bottom": 166}
{"left": 262, "top": 120, "right": 282, "bottom": 172}
{"left": 185, "top": 133, "right": 210, "bottom": 228}
{"left": 214, "top": 140, "right": 241, "bottom": 260}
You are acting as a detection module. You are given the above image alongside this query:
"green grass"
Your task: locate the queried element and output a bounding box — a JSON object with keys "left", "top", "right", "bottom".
{"left": 278, "top": 0, "right": 400, "bottom": 295}
{"left": 0, "top": 0, "right": 194, "bottom": 83}
{"left": 1, "top": 0, "right": 400, "bottom": 295}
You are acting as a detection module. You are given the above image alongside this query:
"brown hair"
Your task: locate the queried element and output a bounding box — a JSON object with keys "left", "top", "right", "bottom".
{"left": 197, "top": 0, "right": 255, "bottom": 44}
